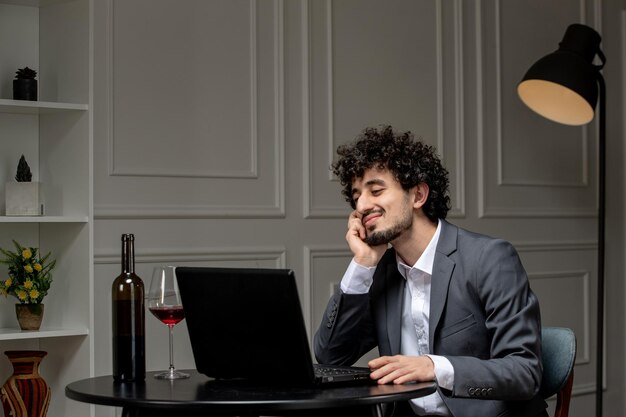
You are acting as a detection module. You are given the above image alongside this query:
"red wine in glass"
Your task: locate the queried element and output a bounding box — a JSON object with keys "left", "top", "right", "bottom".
{"left": 147, "top": 266, "right": 189, "bottom": 379}
{"left": 149, "top": 306, "right": 185, "bottom": 326}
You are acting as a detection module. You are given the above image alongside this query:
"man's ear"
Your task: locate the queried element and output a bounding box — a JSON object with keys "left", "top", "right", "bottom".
{"left": 412, "top": 183, "right": 429, "bottom": 209}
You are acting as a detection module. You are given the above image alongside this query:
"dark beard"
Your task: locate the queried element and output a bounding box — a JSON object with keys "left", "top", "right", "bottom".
{"left": 364, "top": 214, "right": 412, "bottom": 246}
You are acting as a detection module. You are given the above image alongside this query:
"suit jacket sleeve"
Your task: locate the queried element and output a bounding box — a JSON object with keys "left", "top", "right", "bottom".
{"left": 313, "top": 289, "right": 378, "bottom": 365}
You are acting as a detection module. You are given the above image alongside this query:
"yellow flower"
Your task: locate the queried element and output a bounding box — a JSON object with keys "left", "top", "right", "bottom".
{"left": 33, "top": 263, "right": 42, "bottom": 272}
{"left": 29, "top": 289, "right": 40, "bottom": 300}
{"left": 24, "top": 265, "right": 33, "bottom": 273}
{"left": 17, "top": 290, "right": 28, "bottom": 300}
{"left": 23, "top": 280, "right": 33, "bottom": 289}
{"left": 22, "top": 249, "right": 32, "bottom": 260}
{"left": 4, "top": 278, "right": 12, "bottom": 288}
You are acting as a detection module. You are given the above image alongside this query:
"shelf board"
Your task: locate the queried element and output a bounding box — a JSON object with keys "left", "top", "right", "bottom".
{"left": 0, "top": 327, "right": 89, "bottom": 341}
{"left": 0, "top": 99, "right": 88, "bottom": 114}
{"left": 0, "top": 0, "right": 39, "bottom": 5}
{"left": 0, "top": 0, "right": 75, "bottom": 7}
{"left": 0, "top": 215, "right": 89, "bottom": 223}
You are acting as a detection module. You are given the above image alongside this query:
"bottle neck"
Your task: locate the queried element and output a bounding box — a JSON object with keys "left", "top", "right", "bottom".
{"left": 121, "top": 235, "right": 135, "bottom": 274}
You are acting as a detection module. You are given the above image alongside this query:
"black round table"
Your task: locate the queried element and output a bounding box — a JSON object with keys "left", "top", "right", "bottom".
{"left": 65, "top": 370, "right": 437, "bottom": 417}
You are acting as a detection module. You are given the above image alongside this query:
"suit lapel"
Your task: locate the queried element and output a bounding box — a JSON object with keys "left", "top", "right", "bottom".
{"left": 429, "top": 220, "right": 457, "bottom": 351}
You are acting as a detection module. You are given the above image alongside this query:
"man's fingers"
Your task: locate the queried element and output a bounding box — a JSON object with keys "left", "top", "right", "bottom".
{"left": 368, "top": 355, "right": 394, "bottom": 369}
{"left": 368, "top": 356, "right": 400, "bottom": 381}
{"left": 368, "top": 355, "right": 434, "bottom": 385}
{"left": 371, "top": 363, "right": 410, "bottom": 384}
{"left": 347, "top": 215, "right": 366, "bottom": 241}
{"left": 348, "top": 210, "right": 362, "bottom": 224}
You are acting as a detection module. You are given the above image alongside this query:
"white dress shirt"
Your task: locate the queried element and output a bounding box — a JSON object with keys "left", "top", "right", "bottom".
{"left": 340, "top": 220, "right": 453, "bottom": 416}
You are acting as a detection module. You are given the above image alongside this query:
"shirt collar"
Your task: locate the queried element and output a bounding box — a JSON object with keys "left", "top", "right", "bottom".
{"left": 397, "top": 219, "right": 442, "bottom": 278}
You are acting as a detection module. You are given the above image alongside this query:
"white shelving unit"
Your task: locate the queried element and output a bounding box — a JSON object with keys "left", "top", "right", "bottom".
{"left": 0, "top": 0, "right": 93, "bottom": 416}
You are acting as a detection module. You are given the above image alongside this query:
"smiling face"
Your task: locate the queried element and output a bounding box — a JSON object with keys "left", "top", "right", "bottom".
{"left": 351, "top": 167, "right": 416, "bottom": 246}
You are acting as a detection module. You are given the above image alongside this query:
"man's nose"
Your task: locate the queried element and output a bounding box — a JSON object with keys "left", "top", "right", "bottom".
{"left": 356, "top": 194, "right": 373, "bottom": 213}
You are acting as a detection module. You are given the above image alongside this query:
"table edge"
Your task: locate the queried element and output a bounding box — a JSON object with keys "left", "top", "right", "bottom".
{"left": 65, "top": 374, "right": 437, "bottom": 411}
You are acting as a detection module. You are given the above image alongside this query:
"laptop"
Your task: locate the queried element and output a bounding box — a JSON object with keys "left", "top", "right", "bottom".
{"left": 176, "top": 266, "right": 372, "bottom": 386}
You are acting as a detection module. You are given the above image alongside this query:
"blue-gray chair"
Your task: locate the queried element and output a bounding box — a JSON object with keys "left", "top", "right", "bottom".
{"left": 540, "top": 327, "right": 576, "bottom": 417}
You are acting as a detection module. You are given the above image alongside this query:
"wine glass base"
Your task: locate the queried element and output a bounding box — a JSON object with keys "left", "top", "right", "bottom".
{"left": 154, "top": 369, "right": 190, "bottom": 380}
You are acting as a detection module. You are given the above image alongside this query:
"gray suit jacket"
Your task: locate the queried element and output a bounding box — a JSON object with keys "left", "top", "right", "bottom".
{"left": 314, "top": 220, "right": 547, "bottom": 417}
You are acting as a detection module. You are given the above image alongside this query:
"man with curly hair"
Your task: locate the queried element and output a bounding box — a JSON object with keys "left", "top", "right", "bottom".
{"left": 314, "top": 126, "right": 547, "bottom": 417}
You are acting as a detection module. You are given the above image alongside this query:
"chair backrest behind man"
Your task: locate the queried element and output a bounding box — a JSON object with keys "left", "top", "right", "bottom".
{"left": 540, "top": 327, "right": 576, "bottom": 417}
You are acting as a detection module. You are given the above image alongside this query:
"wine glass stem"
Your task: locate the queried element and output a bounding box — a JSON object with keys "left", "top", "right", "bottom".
{"left": 168, "top": 324, "right": 175, "bottom": 371}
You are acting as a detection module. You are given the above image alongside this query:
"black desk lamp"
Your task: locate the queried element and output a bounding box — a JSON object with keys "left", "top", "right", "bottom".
{"left": 517, "top": 23, "right": 605, "bottom": 417}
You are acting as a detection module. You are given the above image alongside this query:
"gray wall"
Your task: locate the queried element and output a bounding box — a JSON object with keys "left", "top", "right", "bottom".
{"left": 92, "top": 1, "right": 626, "bottom": 416}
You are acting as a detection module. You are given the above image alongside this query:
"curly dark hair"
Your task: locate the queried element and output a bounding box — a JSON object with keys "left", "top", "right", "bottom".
{"left": 331, "top": 125, "right": 451, "bottom": 221}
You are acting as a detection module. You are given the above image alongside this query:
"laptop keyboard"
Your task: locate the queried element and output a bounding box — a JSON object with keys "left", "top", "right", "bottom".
{"left": 313, "top": 364, "right": 370, "bottom": 376}
{"left": 312, "top": 364, "right": 372, "bottom": 384}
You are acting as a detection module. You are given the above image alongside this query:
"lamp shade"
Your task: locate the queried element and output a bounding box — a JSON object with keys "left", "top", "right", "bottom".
{"left": 517, "top": 24, "right": 603, "bottom": 126}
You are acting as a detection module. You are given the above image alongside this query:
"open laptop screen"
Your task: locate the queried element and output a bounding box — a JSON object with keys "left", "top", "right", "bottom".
{"left": 176, "top": 266, "right": 317, "bottom": 385}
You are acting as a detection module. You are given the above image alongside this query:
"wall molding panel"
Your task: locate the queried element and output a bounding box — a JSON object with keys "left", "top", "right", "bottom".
{"left": 528, "top": 270, "right": 591, "bottom": 364}
{"left": 514, "top": 240, "right": 597, "bottom": 253}
{"left": 528, "top": 269, "right": 594, "bottom": 398}
{"left": 108, "top": 0, "right": 259, "bottom": 179}
{"left": 303, "top": 0, "right": 466, "bottom": 219}
{"left": 446, "top": 0, "right": 466, "bottom": 218}
{"left": 478, "top": 0, "right": 597, "bottom": 219}
{"left": 95, "top": 203, "right": 286, "bottom": 219}
{"left": 95, "top": 246, "right": 286, "bottom": 267}
{"left": 95, "top": 0, "right": 285, "bottom": 219}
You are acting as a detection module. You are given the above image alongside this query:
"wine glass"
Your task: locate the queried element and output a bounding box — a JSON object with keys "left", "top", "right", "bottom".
{"left": 147, "top": 266, "right": 189, "bottom": 379}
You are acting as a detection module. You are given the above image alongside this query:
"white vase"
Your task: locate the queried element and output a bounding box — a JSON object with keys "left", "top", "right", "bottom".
{"left": 5, "top": 182, "right": 42, "bottom": 216}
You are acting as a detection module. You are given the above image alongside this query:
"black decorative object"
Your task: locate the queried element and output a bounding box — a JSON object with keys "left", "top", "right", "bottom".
{"left": 15, "top": 155, "right": 33, "bottom": 182}
{"left": 5, "top": 155, "right": 41, "bottom": 216}
{"left": 13, "top": 67, "right": 38, "bottom": 101}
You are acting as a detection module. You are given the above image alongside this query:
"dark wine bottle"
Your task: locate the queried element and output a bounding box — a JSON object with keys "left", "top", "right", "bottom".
{"left": 112, "top": 233, "right": 145, "bottom": 382}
